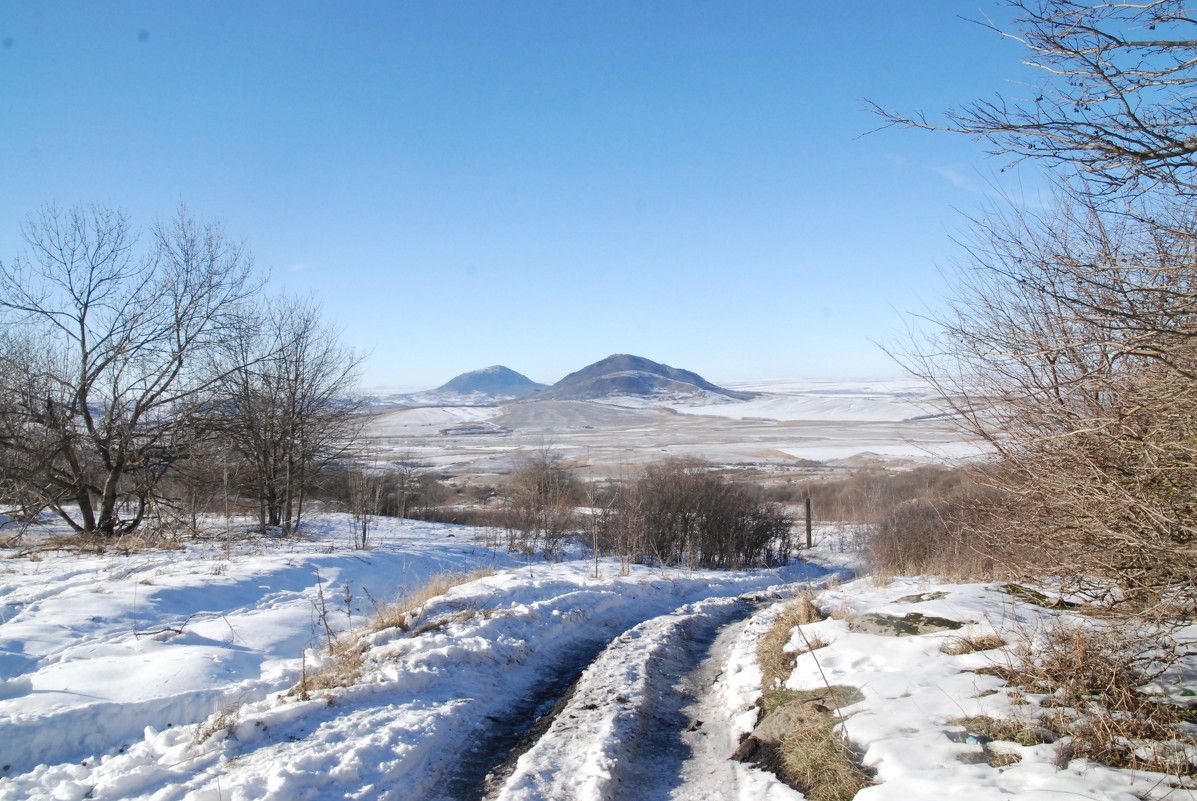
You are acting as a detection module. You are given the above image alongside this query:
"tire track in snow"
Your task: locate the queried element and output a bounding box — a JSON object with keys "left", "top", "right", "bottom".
{"left": 486, "top": 593, "right": 804, "bottom": 801}
{"left": 603, "top": 597, "right": 755, "bottom": 800}
{"left": 424, "top": 636, "right": 615, "bottom": 801}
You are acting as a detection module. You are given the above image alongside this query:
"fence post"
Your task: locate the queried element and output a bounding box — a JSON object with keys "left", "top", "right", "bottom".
{"left": 805, "top": 496, "right": 813, "bottom": 549}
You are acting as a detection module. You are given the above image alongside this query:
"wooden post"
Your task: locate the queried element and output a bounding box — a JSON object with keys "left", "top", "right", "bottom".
{"left": 804, "top": 496, "right": 813, "bottom": 549}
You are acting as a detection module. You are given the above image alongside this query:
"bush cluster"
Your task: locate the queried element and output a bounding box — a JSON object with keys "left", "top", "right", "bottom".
{"left": 599, "top": 459, "right": 793, "bottom": 570}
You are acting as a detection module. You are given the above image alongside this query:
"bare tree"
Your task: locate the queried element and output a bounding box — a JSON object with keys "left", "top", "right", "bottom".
{"left": 893, "top": 184, "right": 1197, "bottom": 609}
{"left": 504, "top": 449, "right": 581, "bottom": 558}
{"left": 215, "top": 296, "right": 363, "bottom": 534}
{"left": 871, "top": 0, "right": 1197, "bottom": 194}
{"left": 384, "top": 455, "right": 429, "bottom": 520}
{"left": 871, "top": 1, "right": 1197, "bottom": 615}
{"left": 347, "top": 466, "right": 385, "bottom": 549}
{"left": 0, "top": 204, "right": 256, "bottom": 538}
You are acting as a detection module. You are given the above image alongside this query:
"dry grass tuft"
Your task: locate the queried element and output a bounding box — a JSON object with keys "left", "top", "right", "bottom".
{"left": 194, "top": 705, "right": 241, "bottom": 744}
{"left": 794, "top": 632, "right": 831, "bottom": 654}
{"left": 37, "top": 529, "right": 187, "bottom": 555}
{"left": 293, "top": 639, "right": 368, "bottom": 698}
{"left": 289, "top": 567, "right": 497, "bottom": 699}
{"left": 370, "top": 567, "right": 497, "bottom": 633}
{"left": 941, "top": 632, "right": 1006, "bottom": 655}
{"left": 985, "top": 748, "right": 1022, "bottom": 768}
{"left": 758, "top": 593, "right": 826, "bottom": 689}
{"left": 778, "top": 707, "right": 874, "bottom": 801}
{"left": 829, "top": 602, "right": 854, "bottom": 621}
{"left": 753, "top": 594, "right": 871, "bottom": 801}
{"left": 961, "top": 618, "right": 1197, "bottom": 777}
{"left": 953, "top": 714, "right": 1052, "bottom": 747}
{"left": 1003, "top": 619, "right": 1163, "bottom": 711}
{"left": 791, "top": 591, "right": 826, "bottom": 624}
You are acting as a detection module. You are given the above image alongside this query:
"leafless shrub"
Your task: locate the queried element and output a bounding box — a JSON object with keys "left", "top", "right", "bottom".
{"left": 602, "top": 458, "right": 794, "bottom": 570}
{"left": 872, "top": 1, "right": 1197, "bottom": 622}
{"left": 866, "top": 475, "right": 1011, "bottom": 581}
{"left": 503, "top": 450, "right": 581, "bottom": 559}
{"left": 783, "top": 466, "right": 968, "bottom": 525}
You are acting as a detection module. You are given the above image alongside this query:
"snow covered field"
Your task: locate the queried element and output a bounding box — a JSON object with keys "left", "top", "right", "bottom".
{"left": 361, "top": 378, "right": 987, "bottom": 479}
{"left": 3, "top": 515, "right": 1193, "bottom": 800}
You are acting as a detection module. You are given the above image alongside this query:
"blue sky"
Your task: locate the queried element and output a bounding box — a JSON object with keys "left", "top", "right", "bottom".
{"left": 1, "top": 2, "right": 1039, "bottom": 389}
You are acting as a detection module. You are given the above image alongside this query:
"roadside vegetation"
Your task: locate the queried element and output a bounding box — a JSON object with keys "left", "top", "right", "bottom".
{"left": 724, "top": 1, "right": 1197, "bottom": 793}
{"left": 752, "top": 598, "right": 872, "bottom": 801}
{"left": 785, "top": 0, "right": 1197, "bottom": 788}
{"left": 291, "top": 567, "right": 497, "bottom": 699}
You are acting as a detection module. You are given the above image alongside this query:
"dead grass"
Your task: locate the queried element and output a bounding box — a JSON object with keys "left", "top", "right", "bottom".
{"left": 1006, "top": 619, "right": 1159, "bottom": 705}
{"left": 941, "top": 632, "right": 1006, "bottom": 655}
{"left": 758, "top": 593, "right": 827, "bottom": 689}
{"left": 829, "top": 601, "right": 854, "bottom": 621}
{"left": 754, "top": 593, "right": 871, "bottom": 801}
{"left": 778, "top": 705, "right": 874, "bottom": 801}
{"left": 292, "top": 638, "right": 368, "bottom": 698}
{"left": 795, "top": 632, "right": 831, "bottom": 654}
{"left": 953, "top": 714, "right": 1052, "bottom": 747}
{"left": 289, "top": 567, "right": 497, "bottom": 699}
{"left": 984, "top": 747, "right": 1023, "bottom": 768}
{"left": 963, "top": 618, "right": 1197, "bottom": 778}
{"left": 193, "top": 704, "right": 241, "bottom": 744}
{"left": 369, "top": 567, "right": 497, "bottom": 633}
{"left": 35, "top": 529, "right": 188, "bottom": 555}
{"left": 761, "top": 685, "right": 864, "bottom": 716}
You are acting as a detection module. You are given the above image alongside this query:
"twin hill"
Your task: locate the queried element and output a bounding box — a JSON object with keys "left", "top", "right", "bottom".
{"left": 427, "top": 354, "right": 753, "bottom": 404}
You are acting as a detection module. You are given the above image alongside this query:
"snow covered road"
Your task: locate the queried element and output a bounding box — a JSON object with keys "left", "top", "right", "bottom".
{"left": 487, "top": 594, "right": 801, "bottom": 801}
{"left": 0, "top": 517, "right": 829, "bottom": 800}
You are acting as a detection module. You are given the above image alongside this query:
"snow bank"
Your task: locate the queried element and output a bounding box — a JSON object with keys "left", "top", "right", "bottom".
{"left": 781, "top": 578, "right": 1197, "bottom": 801}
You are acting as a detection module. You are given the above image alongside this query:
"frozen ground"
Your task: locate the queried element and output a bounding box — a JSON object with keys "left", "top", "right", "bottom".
{"left": 3, "top": 515, "right": 1193, "bottom": 800}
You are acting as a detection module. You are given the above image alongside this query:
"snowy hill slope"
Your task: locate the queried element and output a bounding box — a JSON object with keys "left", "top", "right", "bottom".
{"left": 3, "top": 516, "right": 1194, "bottom": 800}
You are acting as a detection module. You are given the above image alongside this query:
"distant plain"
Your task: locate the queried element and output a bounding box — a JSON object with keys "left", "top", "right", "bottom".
{"left": 361, "top": 378, "right": 983, "bottom": 482}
